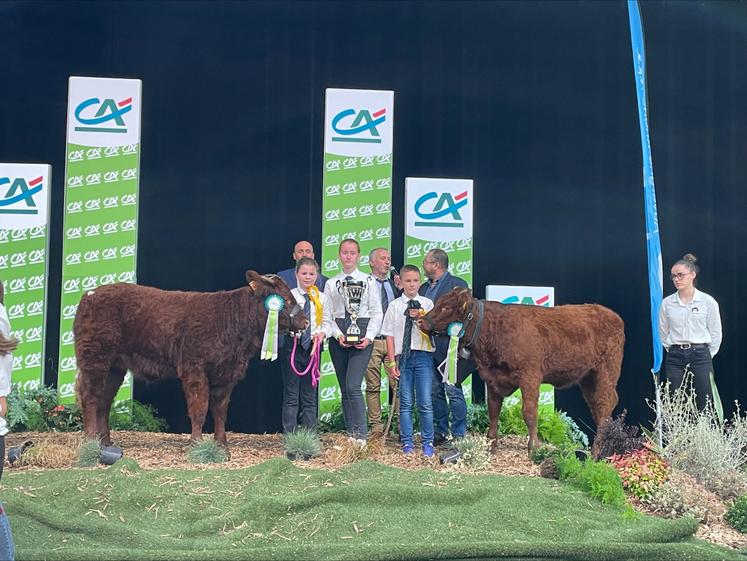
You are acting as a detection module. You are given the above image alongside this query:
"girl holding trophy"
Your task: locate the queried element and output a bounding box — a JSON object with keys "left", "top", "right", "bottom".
{"left": 324, "top": 239, "right": 383, "bottom": 444}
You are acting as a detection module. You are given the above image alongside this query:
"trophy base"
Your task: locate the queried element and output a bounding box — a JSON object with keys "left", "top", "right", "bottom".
{"left": 341, "top": 335, "right": 361, "bottom": 345}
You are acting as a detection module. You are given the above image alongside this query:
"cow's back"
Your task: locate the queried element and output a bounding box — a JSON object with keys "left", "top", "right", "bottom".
{"left": 484, "top": 301, "right": 624, "bottom": 372}
{"left": 74, "top": 283, "right": 255, "bottom": 381}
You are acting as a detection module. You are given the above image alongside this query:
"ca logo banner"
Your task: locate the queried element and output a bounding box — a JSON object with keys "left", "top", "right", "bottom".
{"left": 331, "top": 108, "right": 386, "bottom": 144}
{"left": 414, "top": 190, "right": 468, "bottom": 228}
{"left": 74, "top": 97, "right": 132, "bottom": 134}
{"left": 0, "top": 176, "right": 42, "bottom": 215}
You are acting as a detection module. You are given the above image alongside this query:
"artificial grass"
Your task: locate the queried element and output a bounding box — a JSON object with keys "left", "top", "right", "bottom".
{"left": 1, "top": 458, "right": 743, "bottom": 561}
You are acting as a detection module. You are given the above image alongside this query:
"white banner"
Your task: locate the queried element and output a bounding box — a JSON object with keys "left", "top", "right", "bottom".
{"left": 485, "top": 285, "right": 554, "bottom": 307}
{"left": 324, "top": 88, "right": 393, "bottom": 157}
{"left": 405, "top": 177, "right": 473, "bottom": 284}
{"left": 67, "top": 76, "right": 142, "bottom": 148}
{"left": 0, "top": 164, "right": 51, "bottom": 231}
{"left": 0, "top": 163, "right": 52, "bottom": 392}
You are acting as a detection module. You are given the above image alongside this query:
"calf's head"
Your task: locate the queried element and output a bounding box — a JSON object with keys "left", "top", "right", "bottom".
{"left": 245, "top": 271, "right": 308, "bottom": 333}
{"left": 418, "top": 287, "right": 474, "bottom": 335}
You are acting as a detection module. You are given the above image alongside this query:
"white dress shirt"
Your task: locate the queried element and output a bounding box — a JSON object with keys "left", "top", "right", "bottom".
{"left": 0, "top": 303, "right": 13, "bottom": 435}
{"left": 380, "top": 294, "right": 434, "bottom": 356}
{"left": 658, "top": 288, "right": 722, "bottom": 357}
{"left": 291, "top": 287, "right": 335, "bottom": 339}
{"left": 324, "top": 268, "right": 383, "bottom": 341}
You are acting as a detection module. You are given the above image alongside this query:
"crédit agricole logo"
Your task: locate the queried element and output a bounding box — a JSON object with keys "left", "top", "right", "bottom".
{"left": 331, "top": 108, "right": 386, "bottom": 144}
{"left": 0, "top": 175, "right": 43, "bottom": 216}
{"left": 74, "top": 96, "right": 133, "bottom": 134}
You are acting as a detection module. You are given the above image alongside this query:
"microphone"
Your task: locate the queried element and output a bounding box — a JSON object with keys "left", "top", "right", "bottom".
{"left": 389, "top": 266, "right": 398, "bottom": 279}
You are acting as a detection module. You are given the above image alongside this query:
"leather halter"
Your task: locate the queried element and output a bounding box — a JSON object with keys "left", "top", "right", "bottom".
{"left": 423, "top": 296, "right": 484, "bottom": 350}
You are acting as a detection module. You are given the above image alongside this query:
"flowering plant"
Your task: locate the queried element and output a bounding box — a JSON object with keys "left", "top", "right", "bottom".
{"left": 608, "top": 447, "right": 670, "bottom": 500}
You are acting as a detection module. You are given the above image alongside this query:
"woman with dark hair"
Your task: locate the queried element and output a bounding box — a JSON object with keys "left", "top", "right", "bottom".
{"left": 658, "top": 253, "right": 723, "bottom": 410}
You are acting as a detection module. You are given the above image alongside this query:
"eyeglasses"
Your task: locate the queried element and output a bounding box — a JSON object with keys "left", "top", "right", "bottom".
{"left": 670, "top": 272, "right": 691, "bottom": 280}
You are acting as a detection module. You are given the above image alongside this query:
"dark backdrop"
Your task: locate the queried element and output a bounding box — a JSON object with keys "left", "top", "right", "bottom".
{"left": 2, "top": 1, "right": 746, "bottom": 437}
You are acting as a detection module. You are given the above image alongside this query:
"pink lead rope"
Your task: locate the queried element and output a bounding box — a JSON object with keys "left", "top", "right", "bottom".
{"left": 290, "top": 336, "right": 321, "bottom": 387}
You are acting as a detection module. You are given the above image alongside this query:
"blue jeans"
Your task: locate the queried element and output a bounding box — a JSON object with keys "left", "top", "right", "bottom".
{"left": 0, "top": 504, "right": 14, "bottom": 561}
{"left": 398, "top": 351, "right": 434, "bottom": 447}
{"left": 432, "top": 369, "right": 467, "bottom": 438}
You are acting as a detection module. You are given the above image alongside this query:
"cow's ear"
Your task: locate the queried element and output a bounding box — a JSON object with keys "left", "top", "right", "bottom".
{"left": 245, "top": 270, "right": 261, "bottom": 285}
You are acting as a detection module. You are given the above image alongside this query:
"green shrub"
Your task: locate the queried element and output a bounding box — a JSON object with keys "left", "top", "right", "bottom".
{"left": 7, "top": 386, "right": 83, "bottom": 432}
{"left": 283, "top": 427, "right": 322, "bottom": 459}
{"left": 489, "top": 403, "right": 588, "bottom": 449}
{"left": 556, "top": 454, "right": 628, "bottom": 508}
{"left": 109, "top": 400, "right": 168, "bottom": 432}
{"left": 319, "top": 404, "right": 346, "bottom": 433}
{"left": 499, "top": 403, "right": 528, "bottom": 436}
{"left": 725, "top": 494, "right": 747, "bottom": 533}
{"left": 7, "top": 385, "right": 167, "bottom": 434}
{"left": 466, "top": 403, "right": 490, "bottom": 433}
{"left": 530, "top": 444, "right": 568, "bottom": 465}
{"left": 187, "top": 438, "right": 228, "bottom": 464}
{"left": 558, "top": 411, "right": 589, "bottom": 448}
{"left": 76, "top": 438, "right": 102, "bottom": 467}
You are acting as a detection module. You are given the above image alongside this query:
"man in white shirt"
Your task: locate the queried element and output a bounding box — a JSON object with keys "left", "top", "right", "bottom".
{"left": 381, "top": 265, "right": 435, "bottom": 457}
{"left": 324, "top": 239, "right": 383, "bottom": 442}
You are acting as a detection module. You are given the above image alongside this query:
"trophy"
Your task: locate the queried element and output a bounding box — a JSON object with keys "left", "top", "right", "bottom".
{"left": 336, "top": 278, "right": 369, "bottom": 344}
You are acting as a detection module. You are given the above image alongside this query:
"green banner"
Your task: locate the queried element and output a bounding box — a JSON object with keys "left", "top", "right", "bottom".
{"left": 0, "top": 164, "right": 52, "bottom": 393}
{"left": 404, "top": 178, "right": 474, "bottom": 402}
{"left": 58, "top": 77, "right": 142, "bottom": 404}
{"left": 319, "top": 88, "right": 394, "bottom": 423}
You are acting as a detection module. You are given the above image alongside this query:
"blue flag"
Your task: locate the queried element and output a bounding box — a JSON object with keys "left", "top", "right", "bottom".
{"left": 628, "top": 0, "right": 663, "bottom": 374}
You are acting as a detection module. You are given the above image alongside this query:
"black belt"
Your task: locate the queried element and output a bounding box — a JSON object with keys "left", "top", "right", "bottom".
{"left": 672, "top": 343, "right": 708, "bottom": 350}
{"left": 374, "top": 335, "right": 386, "bottom": 340}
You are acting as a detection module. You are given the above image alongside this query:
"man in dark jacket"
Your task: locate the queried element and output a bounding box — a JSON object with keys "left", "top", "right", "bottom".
{"left": 277, "top": 240, "right": 328, "bottom": 290}
{"left": 419, "top": 248, "right": 470, "bottom": 444}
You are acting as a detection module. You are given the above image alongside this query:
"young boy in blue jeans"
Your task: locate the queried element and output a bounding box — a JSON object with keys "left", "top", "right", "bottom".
{"left": 381, "top": 265, "right": 435, "bottom": 457}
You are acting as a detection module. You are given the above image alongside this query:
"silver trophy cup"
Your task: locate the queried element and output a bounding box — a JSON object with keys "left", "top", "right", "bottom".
{"left": 337, "top": 278, "right": 367, "bottom": 344}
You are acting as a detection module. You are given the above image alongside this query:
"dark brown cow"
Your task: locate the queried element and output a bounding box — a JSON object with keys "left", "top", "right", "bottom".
{"left": 74, "top": 271, "right": 307, "bottom": 448}
{"left": 420, "top": 288, "right": 624, "bottom": 456}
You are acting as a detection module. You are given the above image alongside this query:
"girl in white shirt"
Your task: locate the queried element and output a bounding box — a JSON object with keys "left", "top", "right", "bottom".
{"left": 323, "top": 239, "right": 383, "bottom": 442}
{"left": 658, "top": 253, "right": 722, "bottom": 410}
{"left": 280, "top": 258, "right": 334, "bottom": 434}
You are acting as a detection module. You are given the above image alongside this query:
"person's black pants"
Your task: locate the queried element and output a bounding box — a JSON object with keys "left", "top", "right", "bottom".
{"left": 328, "top": 339, "right": 372, "bottom": 440}
{"left": 280, "top": 346, "right": 318, "bottom": 434}
{"left": 664, "top": 344, "right": 715, "bottom": 411}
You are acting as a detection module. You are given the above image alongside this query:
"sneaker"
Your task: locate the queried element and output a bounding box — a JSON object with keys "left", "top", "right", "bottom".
{"left": 348, "top": 437, "right": 367, "bottom": 449}
{"left": 402, "top": 443, "right": 415, "bottom": 454}
{"left": 423, "top": 443, "right": 435, "bottom": 458}
{"left": 433, "top": 433, "right": 448, "bottom": 446}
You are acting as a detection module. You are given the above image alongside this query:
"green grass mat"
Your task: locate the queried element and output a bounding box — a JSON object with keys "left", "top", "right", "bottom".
{"left": 1, "top": 458, "right": 742, "bottom": 560}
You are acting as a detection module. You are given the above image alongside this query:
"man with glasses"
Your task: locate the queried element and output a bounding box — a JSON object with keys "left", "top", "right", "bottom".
{"left": 419, "top": 249, "right": 469, "bottom": 445}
